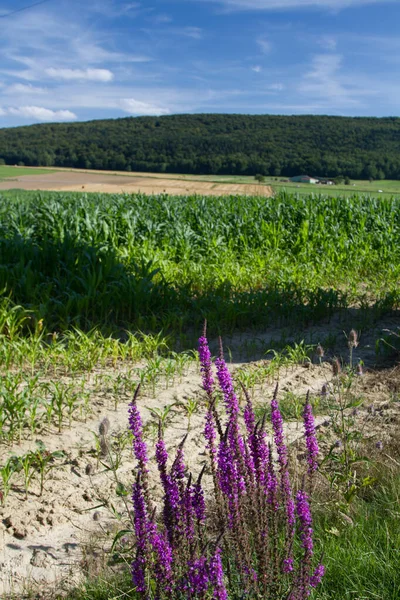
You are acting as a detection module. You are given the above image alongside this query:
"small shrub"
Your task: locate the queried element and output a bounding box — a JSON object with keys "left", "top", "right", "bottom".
{"left": 127, "top": 330, "right": 324, "bottom": 598}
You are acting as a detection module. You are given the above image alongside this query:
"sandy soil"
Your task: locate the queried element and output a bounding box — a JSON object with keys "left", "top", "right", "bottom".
{"left": 1, "top": 315, "right": 399, "bottom": 598}
{"left": 0, "top": 171, "right": 273, "bottom": 197}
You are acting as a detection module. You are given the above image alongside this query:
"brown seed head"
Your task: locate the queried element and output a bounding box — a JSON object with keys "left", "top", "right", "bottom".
{"left": 98, "top": 417, "right": 110, "bottom": 436}
{"left": 99, "top": 436, "right": 109, "bottom": 457}
{"left": 332, "top": 357, "right": 341, "bottom": 376}
{"left": 316, "top": 344, "right": 324, "bottom": 358}
{"left": 348, "top": 329, "right": 358, "bottom": 348}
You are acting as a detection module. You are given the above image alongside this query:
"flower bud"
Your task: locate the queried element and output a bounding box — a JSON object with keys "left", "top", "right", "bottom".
{"left": 348, "top": 329, "right": 359, "bottom": 349}
{"left": 332, "top": 358, "right": 341, "bottom": 376}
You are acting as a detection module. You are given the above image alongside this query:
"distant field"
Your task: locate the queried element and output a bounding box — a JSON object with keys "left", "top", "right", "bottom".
{"left": 0, "top": 165, "right": 58, "bottom": 179}
{"left": 0, "top": 165, "right": 400, "bottom": 198}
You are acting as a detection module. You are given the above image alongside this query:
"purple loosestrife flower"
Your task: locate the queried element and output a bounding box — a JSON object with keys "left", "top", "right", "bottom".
{"left": 209, "top": 547, "right": 228, "bottom": 600}
{"left": 271, "top": 393, "right": 288, "bottom": 468}
{"left": 131, "top": 477, "right": 149, "bottom": 593}
{"left": 155, "top": 436, "right": 179, "bottom": 542}
{"left": 216, "top": 353, "right": 246, "bottom": 488}
{"left": 182, "top": 476, "right": 196, "bottom": 544}
{"left": 271, "top": 393, "right": 295, "bottom": 527}
{"left": 217, "top": 435, "right": 240, "bottom": 528}
{"left": 303, "top": 394, "right": 319, "bottom": 474}
{"left": 204, "top": 406, "right": 217, "bottom": 463}
{"left": 128, "top": 390, "right": 148, "bottom": 468}
{"left": 187, "top": 556, "right": 210, "bottom": 595}
{"left": 296, "top": 489, "right": 316, "bottom": 597}
{"left": 150, "top": 529, "right": 173, "bottom": 592}
{"left": 171, "top": 444, "right": 186, "bottom": 484}
{"left": 198, "top": 334, "right": 215, "bottom": 398}
{"left": 250, "top": 426, "right": 269, "bottom": 489}
{"left": 215, "top": 355, "right": 240, "bottom": 420}
{"left": 283, "top": 557, "right": 294, "bottom": 573}
{"left": 242, "top": 383, "right": 256, "bottom": 435}
{"left": 310, "top": 564, "right": 325, "bottom": 588}
{"left": 267, "top": 443, "right": 278, "bottom": 507}
{"left": 296, "top": 490, "right": 313, "bottom": 554}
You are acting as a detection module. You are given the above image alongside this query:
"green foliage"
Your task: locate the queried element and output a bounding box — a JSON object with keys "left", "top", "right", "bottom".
{"left": 1, "top": 114, "right": 400, "bottom": 179}
{"left": 0, "top": 189, "right": 400, "bottom": 337}
{"left": 317, "top": 472, "right": 400, "bottom": 599}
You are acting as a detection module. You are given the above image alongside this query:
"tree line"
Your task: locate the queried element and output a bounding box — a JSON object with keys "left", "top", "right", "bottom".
{"left": 1, "top": 113, "right": 400, "bottom": 179}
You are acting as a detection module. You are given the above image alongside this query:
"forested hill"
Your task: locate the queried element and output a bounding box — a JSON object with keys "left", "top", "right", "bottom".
{"left": 1, "top": 113, "right": 400, "bottom": 179}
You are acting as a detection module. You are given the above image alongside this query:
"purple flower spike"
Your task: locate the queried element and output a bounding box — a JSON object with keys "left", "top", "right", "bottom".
{"left": 283, "top": 557, "right": 294, "bottom": 573}
{"left": 204, "top": 406, "right": 217, "bottom": 462}
{"left": 128, "top": 388, "right": 148, "bottom": 467}
{"left": 303, "top": 394, "right": 319, "bottom": 474}
{"left": 271, "top": 392, "right": 288, "bottom": 468}
{"left": 198, "top": 333, "right": 215, "bottom": 398}
{"left": 193, "top": 467, "right": 206, "bottom": 524}
{"left": 150, "top": 530, "right": 173, "bottom": 591}
{"left": 209, "top": 547, "right": 228, "bottom": 600}
{"left": 187, "top": 556, "right": 210, "bottom": 595}
{"left": 296, "top": 490, "right": 313, "bottom": 555}
{"left": 131, "top": 477, "right": 148, "bottom": 593}
{"left": 215, "top": 355, "right": 240, "bottom": 421}
{"left": 310, "top": 564, "right": 325, "bottom": 588}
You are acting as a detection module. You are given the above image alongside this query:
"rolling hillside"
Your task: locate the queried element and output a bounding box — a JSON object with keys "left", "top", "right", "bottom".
{"left": 1, "top": 113, "right": 400, "bottom": 179}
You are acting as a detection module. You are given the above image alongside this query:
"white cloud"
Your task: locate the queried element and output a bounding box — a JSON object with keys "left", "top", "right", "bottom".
{"left": 257, "top": 37, "right": 272, "bottom": 53}
{"left": 45, "top": 68, "right": 114, "bottom": 82}
{"left": 120, "top": 98, "right": 171, "bottom": 115}
{"left": 298, "top": 54, "right": 363, "bottom": 106}
{"left": 4, "top": 106, "right": 77, "bottom": 121}
{"left": 5, "top": 83, "right": 47, "bottom": 95}
{"left": 199, "top": 0, "right": 395, "bottom": 10}
{"left": 252, "top": 65, "right": 262, "bottom": 72}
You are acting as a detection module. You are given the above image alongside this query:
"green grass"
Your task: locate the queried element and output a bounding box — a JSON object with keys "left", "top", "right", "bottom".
{"left": 317, "top": 475, "right": 400, "bottom": 599}
{"left": 61, "top": 471, "right": 400, "bottom": 600}
{"left": 0, "top": 165, "right": 57, "bottom": 180}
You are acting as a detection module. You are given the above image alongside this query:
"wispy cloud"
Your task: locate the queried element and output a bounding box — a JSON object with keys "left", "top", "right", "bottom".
{"left": 298, "top": 53, "right": 371, "bottom": 107}
{"left": 4, "top": 83, "right": 47, "bottom": 95}
{"left": 2, "top": 106, "right": 77, "bottom": 121}
{"left": 46, "top": 68, "right": 114, "bottom": 82}
{"left": 251, "top": 65, "right": 262, "bottom": 72}
{"left": 257, "top": 37, "right": 272, "bottom": 53}
{"left": 120, "top": 98, "right": 171, "bottom": 115}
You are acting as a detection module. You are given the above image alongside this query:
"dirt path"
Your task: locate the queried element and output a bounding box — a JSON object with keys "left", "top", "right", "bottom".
{"left": 0, "top": 171, "right": 273, "bottom": 197}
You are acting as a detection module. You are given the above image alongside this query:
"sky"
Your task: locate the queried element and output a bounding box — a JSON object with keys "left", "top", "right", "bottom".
{"left": 0, "top": 0, "right": 399, "bottom": 127}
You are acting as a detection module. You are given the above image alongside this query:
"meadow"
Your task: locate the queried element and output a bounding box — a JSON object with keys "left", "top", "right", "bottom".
{"left": 0, "top": 165, "right": 57, "bottom": 180}
{"left": 0, "top": 189, "right": 399, "bottom": 599}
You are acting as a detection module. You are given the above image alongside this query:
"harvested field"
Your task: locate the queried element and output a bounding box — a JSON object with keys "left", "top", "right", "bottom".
{"left": 0, "top": 170, "right": 273, "bottom": 196}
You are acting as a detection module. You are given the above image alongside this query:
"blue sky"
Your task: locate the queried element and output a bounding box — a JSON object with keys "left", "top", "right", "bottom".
{"left": 0, "top": 0, "right": 399, "bottom": 126}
